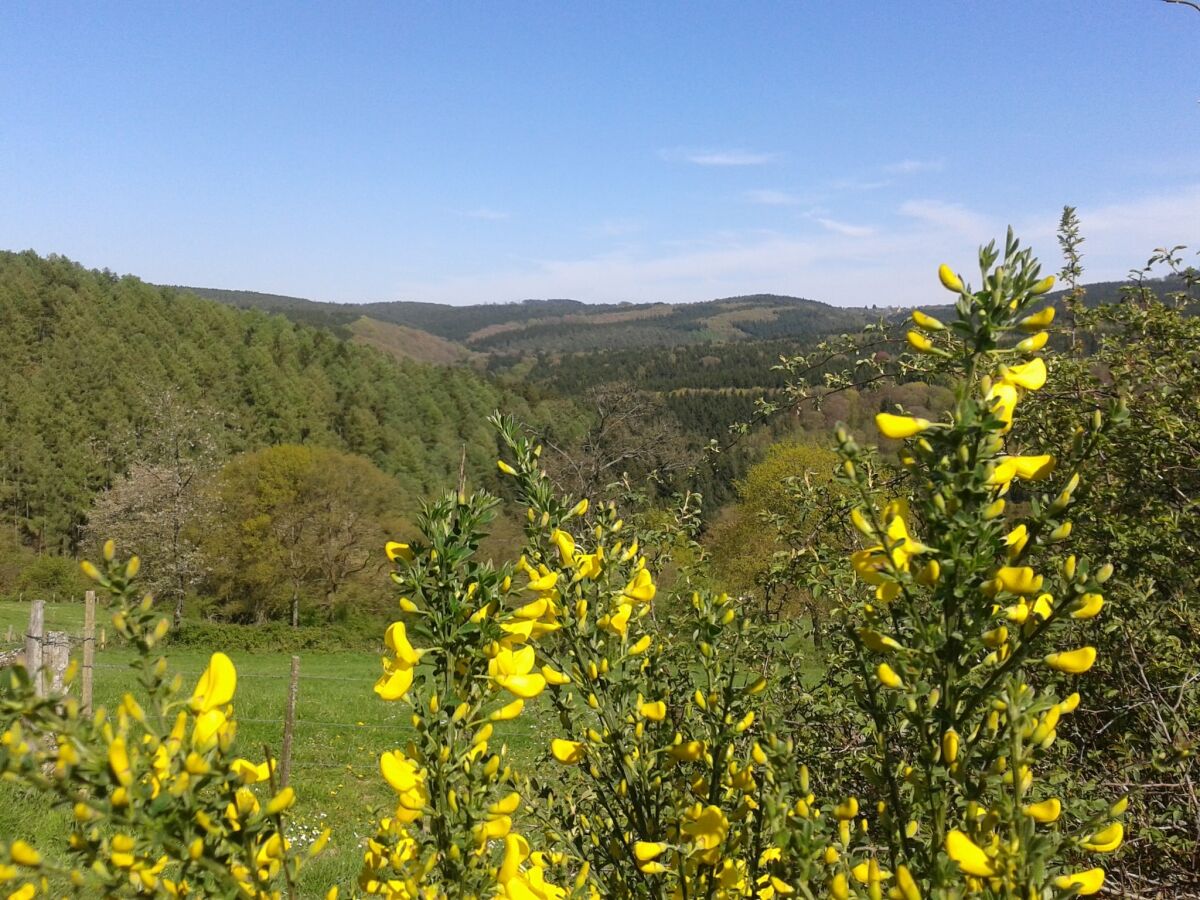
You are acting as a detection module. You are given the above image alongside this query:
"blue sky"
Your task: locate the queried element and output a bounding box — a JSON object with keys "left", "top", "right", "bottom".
{"left": 2, "top": 2, "right": 1196, "bottom": 307}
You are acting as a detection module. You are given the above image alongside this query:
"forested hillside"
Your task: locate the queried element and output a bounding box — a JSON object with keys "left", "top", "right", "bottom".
{"left": 178, "top": 285, "right": 874, "bottom": 353}
{"left": 0, "top": 252, "right": 522, "bottom": 554}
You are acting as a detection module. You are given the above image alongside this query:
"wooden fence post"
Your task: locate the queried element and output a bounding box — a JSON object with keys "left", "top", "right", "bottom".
{"left": 45, "top": 631, "right": 69, "bottom": 693}
{"left": 280, "top": 655, "right": 300, "bottom": 788}
{"left": 25, "top": 600, "right": 44, "bottom": 697}
{"left": 82, "top": 590, "right": 96, "bottom": 715}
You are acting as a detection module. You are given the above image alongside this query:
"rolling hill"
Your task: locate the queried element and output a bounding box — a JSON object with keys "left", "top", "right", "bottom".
{"left": 168, "top": 286, "right": 876, "bottom": 356}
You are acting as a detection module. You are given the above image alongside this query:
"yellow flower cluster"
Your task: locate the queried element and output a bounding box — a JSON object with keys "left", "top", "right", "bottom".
{"left": 1, "top": 243, "right": 1127, "bottom": 899}
{"left": 363, "top": 489, "right": 572, "bottom": 898}
{"left": 1, "top": 616, "right": 318, "bottom": 899}
{"left": 837, "top": 253, "right": 1124, "bottom": 896}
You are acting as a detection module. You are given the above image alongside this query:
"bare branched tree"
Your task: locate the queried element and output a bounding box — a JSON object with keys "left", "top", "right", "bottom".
{"left": 85, "top": 391, "right": 219, "bottom": 624}
{"left": 538, "top": 382, "right": 700, "bottom": 500}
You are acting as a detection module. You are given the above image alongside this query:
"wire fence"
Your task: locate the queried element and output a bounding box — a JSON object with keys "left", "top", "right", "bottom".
{"left": 1, "top": 596, "right": 431, "bottom": 779}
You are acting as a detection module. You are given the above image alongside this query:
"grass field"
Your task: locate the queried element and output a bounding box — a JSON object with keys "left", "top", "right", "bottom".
{"left": 0, "top": 599, "right": 546, "bottom": 894}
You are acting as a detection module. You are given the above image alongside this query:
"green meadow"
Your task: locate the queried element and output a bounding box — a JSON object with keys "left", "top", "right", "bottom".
{"left": 0, "top": 600, "right": 550, "bottom": 893}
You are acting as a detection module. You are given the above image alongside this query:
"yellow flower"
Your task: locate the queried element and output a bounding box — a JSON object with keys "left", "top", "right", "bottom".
{"left": 490, "top": 646, "right": 547, "bottom": 699}
{"left": 850, "top": 507, "right": 875, "bottom": 536}
{"left": 573, "top": 550, "right": 604, "bottom": 581}
{"left": 605, "top": 602, "right": 632, "bottom": 637}
{"left": 1049, "top": 521, "right": 1073, "bottom": 541}
{"left": 192, "top": 708, "right": 229, "bottom": 750}
{"left": 942, "top": 729, "right": 960, "bottom": 764}
{"left": 833, "top": 797, "right": 858, "bottom": 820}
{"left": 550, "top": 529, "right": 576, "bottom": 563}
{"left": 911, "top": 309, "right": 945, "bottom": 331}
{"left": 476, "top": 815, "right": 512, "bottom": 842}
{"left": 374, "top": 659, "right": 415, "bottom": 700}
{"left": 1000, "top": 357, "right": 1047, "bottom": 391}
{"left": 895, "top": 865, "right": 920, "bottom": 900}
{"left": 633, "top": 842, "right": 668, "bottom": 862}
{"left": 489, "top": 792, "right": 521, "bottom": 817}
{"left": 190, "top": 652, "right": 237, "bottom": 713}
{"left": 938, "top": 264, "right": 964, "bottom": 293}
{"left": 1031, "top": 274, "right": 1056, "bottom": 294}
{"left": 1005, "top": 524, "right": 1029, "bottom": 557}
{"left": 497, "top": 460, "right": 518, "bottom": 476}
{"left": 108, "top": 736, "right": 133, "bottom": 787}
{"left": 385, "top": 541, "right": 415, "bottom": 563}
{"left": 1023, "top": 798, "right": 1062, "bottom": 823}
{"left": 758, "top": 846, "right": 783, "bottom": 865}
{"left": 1018, "top": 306, "right": 1055, "bottom": 331}
{"left": 1081, "top": 822, "right": 1123, "bottom": 853}
{"left": 993, "top": 566, "right": 1043, "bottom": 596}
{"left": 491, "top": 698, "right": 525, "bottom": 721}
{"left": 1071, "top": 593, "right": 1104, "bottom": 619}
{"left": 851, "top": 549, "right": 889, "bottom": 585}
{"left": 681, "top": 805, "right": 729, "bottom": 851}
{"left": 374, "top": 621, "right": 424, "bottom": 701}
{"left": 266, "top": 786, "right": 295, "bottom": 816}
{"left": 1016, "top": 331, "right": 1049, "bottom": 353}
{"left": 668, "top": 740, "right": 704, "bottom": 762}
{"left": 230, "top": 759, "right": 271, "bottom": 785}
{"left": 858, "top": 629, "right": 902, "bottom": 653}
{"left": 638, "top": 700, "right": 667, "bottom": 722}
{"left": 989, "top": 454, "right": 1056, "bottom": 489}
{"left": 906, "top": 330, "right": 935, "bottom": 353}
{"left": 1007, "top": 455, "right": 1055, "bottom": 479}
{"left": 629, "top": 635, "right": 652, "bottom": 655}
{"left": 380, "top": 751, "right": 428, "bottom": 823}
{"left": 526, "top": 571, "right": 559, "bottom": 593}
{"left": 986, "top": 382, "right": 1018, "bottom": 433}
{"left": 496, "top": 833, "right": 567, "bottom": 899}
{"left": 883, "top": 508, "right": 929, "bottom": 568}
{"left": 850, "top": 860, "right": 891, "bottom": 884}
{"left": 9, "top": 841, "right": 41, "bottom": 867}
{"left": 875, "top": 413, "right": 932, "bottom": 440}
{"left": 541, "top": 664, "right": 572, "bottom": 686}
{"left": 945, "top": 829, "right": 995, "bottom": 877}
{"left": 550, "top": 739, "right": 585, "bottom": 765}
{"left": 623, "top": 569, "right": 656, "bottom": 604}
{"left": 1045, "top": 646, "right": 1097, "bottom": 675}
{"left": 877, "top": 663, "right": 904, "bottom": 689}
{"left": 1053, "top": 869, "right": 1105, "bottom": 895}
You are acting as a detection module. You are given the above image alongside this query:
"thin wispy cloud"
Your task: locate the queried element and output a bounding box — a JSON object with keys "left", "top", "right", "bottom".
{"left": 661, "top": 147, "right": 779, "bottom": 167}
{"left": 384, "top": 189, "right": 1197, "bottom": 311}
{"left": 459, "top": 207, "right": 510, "bottom": 221}
{"left": 588, "top": 218, "right": 646, "bottom": 238}
{"left": 815, "top": 217, "right": 875, "bottom": 238}
{"left": 743, "top": 189, "right": 807, "bottom": 206}
{"left": 900, "top": 199, "right": 993, "bottom": 237}
{"left": 830, "top": 177, "right": 892, "bottom": 192}
{"left": 883, "top": 158, "right": 944, "bottom": 175}
{"left": 1028, "top": 184, "right": 1200, "bottom": 276}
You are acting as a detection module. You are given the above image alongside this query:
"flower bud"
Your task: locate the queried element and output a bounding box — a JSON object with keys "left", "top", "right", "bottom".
{"left": 1030, "top": 274, "right": 1056, "bottom": 295}
{"left": 938, "top": 264, "right": 964, "bottom": 293}
{"left": 912, "top": 309, "right": 946, "bottom": 331}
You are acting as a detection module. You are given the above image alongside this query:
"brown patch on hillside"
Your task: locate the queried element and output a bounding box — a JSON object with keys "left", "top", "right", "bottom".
{"left": 349, "top": 316, "right": 477, "bottom": 366}
{"left": 465, "top": 304, "right": 675, "bottom": 344}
